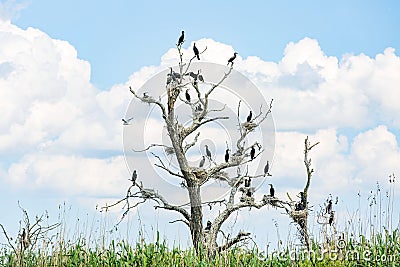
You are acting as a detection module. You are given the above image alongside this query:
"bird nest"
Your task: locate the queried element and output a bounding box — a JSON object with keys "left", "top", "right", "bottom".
{"left": 242, "top": 122, "right": 257, "bottom": 131}
{"left": 289, "top": 209, "right": 308, "bottom": 221}
{"left": 192, "top": 169, "right": 208, "bottom": 181}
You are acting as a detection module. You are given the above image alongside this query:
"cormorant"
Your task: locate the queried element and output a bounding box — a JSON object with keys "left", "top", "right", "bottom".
{"left": 177, "top": 31, "right": 185, "bottom": 46}
{"left": 246, "top": 111, "right": 252, "bottom": 122}
{"left": 244, "top": 177, "right": 251, "bottom": 187}
{"left": 269, "top": 184, "right": 275, "bottom": 197}
{"left": 246, "top": 190, "right": 252, "bottom": 197}
{"left": 205, "top": 220, "right": 211, "bottom": 231}
{"left": 130, "top": 170, "right": 137, "bottom": 184}
{"left": 227, "top": 52, "right": 238, "bottom": 66}
{"left": 199, "top": 156, "right": 205, "bottom": 168}
{"left": 193, "top": 43, "right": 200, "bottom": 60}
{"left": 197, "top": 70, "right": 204, "bottom": 82}
{"left": 329, "top": 211, "right": 334, "bottom": 226}
{"left": 264, "top": 161, "right": 269, "bottom": 176}
{"left": 122, "top": 117, "right": 133, "bottom": 125}
{"left": 250, "top": 146, "right": 255, "bottom": 160}
{"left": 326, "top": 199, "right": 332, "bottom": 214}
{"left": 205, "top": 145, "right": 212, "bottom": 159}
{"left": 185, "top": 89, "right": 191, "bottom": 102}
{"left": 225, "top": 148, "right": 230, "bottom": 163}
{"left": 195, "top": 104, "right": 203, "bottom": 112}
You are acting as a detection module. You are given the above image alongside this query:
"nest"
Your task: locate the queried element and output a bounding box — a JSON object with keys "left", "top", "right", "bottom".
{"left": 242, "top": 122, "right": 257, "bottom": 131}
{"left": 289, "top": 209, "right": 308, "bottom": 221}
{"left": 192, "top": 168, "right": 207, "bottom": 181}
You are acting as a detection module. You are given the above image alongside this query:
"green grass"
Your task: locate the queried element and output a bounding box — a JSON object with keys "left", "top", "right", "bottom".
{"left": 1, "top": 230, "right": 399, "bottom": 266}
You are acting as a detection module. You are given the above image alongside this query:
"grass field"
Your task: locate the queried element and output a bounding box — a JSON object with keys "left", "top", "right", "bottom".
{"left": 1, "top": 182, "right": 399, "bottom": 266}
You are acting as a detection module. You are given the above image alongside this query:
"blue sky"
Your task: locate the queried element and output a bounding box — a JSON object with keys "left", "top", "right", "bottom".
{"left": 1, "top": 0, "right": 400, "bottom": 250}
{"left": 13, "top": 0, "right": 400, "bottom": 89}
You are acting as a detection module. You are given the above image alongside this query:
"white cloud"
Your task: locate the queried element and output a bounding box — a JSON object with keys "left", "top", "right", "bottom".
{"left": 1, "top": 19, "right": 399, "bottom": 232}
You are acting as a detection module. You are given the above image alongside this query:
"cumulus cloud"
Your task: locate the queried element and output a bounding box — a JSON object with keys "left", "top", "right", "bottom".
{"left": 1, "top": 19, "right": 399, "bottom": 222}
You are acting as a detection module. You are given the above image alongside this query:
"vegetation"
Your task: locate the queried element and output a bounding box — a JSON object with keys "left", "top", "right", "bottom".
{"left": 0, "top": 229, "right": 399, "bottom": 266}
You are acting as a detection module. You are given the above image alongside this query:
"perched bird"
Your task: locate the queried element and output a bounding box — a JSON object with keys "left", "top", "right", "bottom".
{"left": 205, "top": 220, "right": 212, "bottom": 231}
{"left": 199, "top": 156, "right": 205, "bottom": 168}
{"left": 122, "top": 117, "right": 133, "bottom": 125}
{"left": 326, "top": 199, "right": 332, "bottom": 214}
{"left": 246, "top": 111, "right": 252, "bottom": 122}
{"left": 130, "top": 170, "right": 137, "bottom": 184}
{"left": 250, "top": 146, "right": 255, "bottom": 160}
{"left": 225, "top": 148, "right": 230, "bottom": 163}
{"left": 269, "top": 184, "right": 275, "bottom": 197}
{"left": 264, "top": 161, "right": 270, "bottom": 176}
{"left": 205, "top": 145, "right": 212, "bottom": 159}
{"left": 329, "top": 211, "right": 334, "bottom": 226}
{"left": 244, "top": 178, "right": 251, "bottom": 187}
{"left": 185, "top": 89, "right": 191, "bottom": 102}
{"left": 246, "top": 190, "right": 252, "bottom": 197}
{"left": 195, "top": 104, "right": 203, "bottom": 112}
{"left": 177, "top": 30, "right": 185, "bottom": 46}
{"left": 193, "top": 43, "right": 200, "bottom": 60}
{"left": 227, "top": 52, "right": 238, "bottom": 66}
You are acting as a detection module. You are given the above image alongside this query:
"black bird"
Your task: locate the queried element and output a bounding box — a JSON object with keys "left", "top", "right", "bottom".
{"left": 329, "top": 211, "right": 334, "bottom": 226}
{"left": 269, "top": 184, "right": 275, "bottom": 197}
{"left": 195, "top": 104, "right": 203, "bottom": 112}
{"left": 246, "top": 111, "right": 252, "bottom": 122}
{"left": 205, "top": 145, "right": 212, "bottom": 159}
{"left": 264, "top": 161, "right": 270, "bottom": 176}
{"left": 199, "top": 156, "right": 205, "bottom": 168}
{"left": 246, "top": 190, "right": 252, "bottom": 197}
{"left": 193, "top": 43, "right": 200, "bottom": 60}
{"left": 250, "top": 146, "right": 255, "bottom": 160}
{"left": 122, "top": 117, "right": 133, "bottom": 125}
{"left": 185, "top": 89, "right": 191, "bottom": 102}
{"left": 244, "top": 177, "right": 251, "bottom": 187}
{"left": 197, "top": 70, "right": 204, "bottom": 82}
{"left": 130, "top": 170, "right": 137, "bottom": 184}
{"left": 326, "top": 199, "right": 332, "bottom": 214}
{"left": 177, "top": 30, "right": 185, "bottom": 46}
{"left": 227, "top": 52, "right": 238, "bottom": 66}
{"left": 205, "top": 220, "right": 212, "bottom": 231}
{"left": 225, "top": 148, "right": 230, "bottom": 163}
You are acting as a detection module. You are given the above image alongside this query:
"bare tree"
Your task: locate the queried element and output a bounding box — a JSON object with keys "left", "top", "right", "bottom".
{"left": 103, "top": 34, "right": 319, "bottom": 255}
{"left": 0, "top": 203, "right": 60, "bottom": 264}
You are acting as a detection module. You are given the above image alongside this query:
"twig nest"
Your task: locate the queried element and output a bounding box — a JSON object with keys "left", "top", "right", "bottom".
{"left": 289, "top": 209, "right": 308, "bottom": 220}
{"left": 192, "top": 169, "right": 207, "bottom": 180}
{"left": 240, "top": 195, "right": 255, "bottom": 203}
{"left": 242, "top": 122, "right": 257, "bottom": 131}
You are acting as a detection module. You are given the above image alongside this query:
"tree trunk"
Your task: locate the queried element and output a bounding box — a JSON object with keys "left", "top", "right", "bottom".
{"left": 187, "top": 182, "right": 203, "bottom": 252}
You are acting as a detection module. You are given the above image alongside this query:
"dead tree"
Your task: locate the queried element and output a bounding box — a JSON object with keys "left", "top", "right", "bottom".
{"left": 103, "top": 33, "right": 319, "bottom": 254}
{"left": 0, "top": 203, "right": 60, "bottom": 264}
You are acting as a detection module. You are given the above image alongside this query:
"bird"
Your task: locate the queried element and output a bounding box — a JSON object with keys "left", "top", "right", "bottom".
{"left": 250, "top": 146, "right": 255, "bottom": 160}
{"left": 197, "top": 70, "right": 204, "bottom": 82}
{"left": 225, "top": 148, "right": 230, "bottom": 163}
{"left": 246, "top": 111, "right": 252, "bottom": 122}
{"left": 205, "top": 145, "right": 212, "bottom": 159}
{"left": 326, "top": 199, "right": 332, "bottom": 214}
{"left": 246, "top": 190, "right": 252, "bottom": 197}
{"left": 193, "top": 43, "right": 200, "bottom": 60}
{"left": 205, "top": 220, "right": 211, "bottom": 231}
{"left": 130, "top": 170, "right": 137, "bottom": 184}
{"left": 195, "top": 104, "right": 203, "bottom": 112}
{"left": 264, "top": 161, "right": 270, "bottom": 176}
{"left": 199, "top": 156, "right": 205, "bottom": 168}
{"left": 122, "top": 117, "right": 133, "bottom": 125}
{"left": 269, "top": 184, "right": 275, "bottom": 197}
{"left": 177, "top": 30, "right": 185, "bottom": 46}
{"left": 244, "top": 178, "right": 251, "bottom": 187}
{"left": 227, "top": 52, "right": 238, "bottom": 66}
{"left": 185, "top": 89, "right": 191, "bottom": 102}
{"left": 329, "top": 211, "right": 334, "bottom": 226}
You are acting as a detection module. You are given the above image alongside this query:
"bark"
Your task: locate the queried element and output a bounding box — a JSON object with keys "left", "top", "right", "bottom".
{"left": 187, "top": 181, "right": 203, "bottom": 252}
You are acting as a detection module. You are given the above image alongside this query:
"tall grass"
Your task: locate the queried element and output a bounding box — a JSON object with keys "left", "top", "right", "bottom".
{"left": 1, "top": 179, "right": 399, "bottom": 266}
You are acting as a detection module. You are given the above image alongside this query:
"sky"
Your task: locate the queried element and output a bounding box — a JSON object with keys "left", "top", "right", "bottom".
{"left": 1, "top": 0, "right": 400, "bottom": 251}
